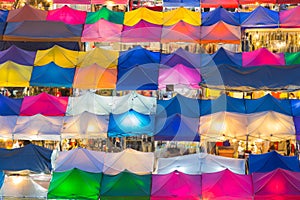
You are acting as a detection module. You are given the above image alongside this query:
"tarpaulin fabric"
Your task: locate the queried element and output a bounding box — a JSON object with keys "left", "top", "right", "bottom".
{"left": 285, "top": 51, "right": 300, "bottom": 65}
{"left": 0, "top": 10, "right": 8, "bottom": 22}
{"left": 253, "top": 168, "right": 300, "bottom": 200}
{"left": 202, "top": 169, "right": 253, "bottom": 200}
{"left": 200, "top": 21, "right": 241, "bottom": 44}
{"left": 0, "top": 61, "right": 32, "bottom": 87}
{"left": 30, "top": 62, "right": 75, "bottom": 88}
{"left": 6, "top": 5, "right": 47, "bottom": 22}
{"left": 86, "top": 7, "right": 124, "bottom": 24}
{"left": 279, "top": 6, "right": 300, "bottom": 28}
{"left": 91, "top": 0, "right": 129, "bottom": 4}
{"left": 61, "top": 112, "right": 108, "bottom": 138}
{"left": 103, "top": 149, "right": 154, "bottom": 175}
{"left": 163, "top": 0, "right": 200, "bottom": 7}
{"left": 124, "top": 7, "right": 163, "bottom": 26}
{"left": 0, "top": 116, "right": 17, "bottom": 138}
{"left": 151, "top": 171, "right": 201, "bottom": 200}
{"left": 0, "top": 22, "right": 5, "bottom": 39}
{"left": 202, "top": 6, "right": 240, "bottom": 26}
{"left": 242, "top": 48, "right": 285, "bottom": 67}
{"left": 249, "top": 151, "right": 300, "bottom": 174}
{"left": 201, "top": 0, "right": 238, "bottom": 8}
{"left": 0, "top": 41, "right": 80, "bottom": 51}
{"left": 0, "top": 144, "right": 52, "bottom": 172}
{"left": 107, "top": 110, "right": 155, "bottom": 137}
{"left": 293, "top": 116, "right": 300, "bottom": 136}
{"left": 46, "top": 5, "right": 87, "bottom": 25}
{"left": 239, "top": 0, "right": 276, "bottom": 4}
{"left": 54, "top": 147, "right": 105, "bottom": 173}
{"left": 0, "top": 171, "right": 3, "bottom": 189}
{"left": 34, "top": 45, "right": 79, "bottom": 68}
{"left": 13, "top": 114, "right": 63, "bottom": 141}
{"left": 240, "top": 6, "right": 279, "bottom": 28}
{"left": 3, "top": 21, "right": 83, "bottom": 42}
{"left": 100, "top": 171, "right": 151, "bottom": 200}
{"left": 20, "top": 92, "right": 68, "bottom": 116}
{"left": 82, "top": 19, "right": 122, "bottom": 42}
{"left": 211, "top": 47, "right": 242, "bottom": 67}
{"left": 0, "top": 45, "right": 36, "bottom": 65}
{"left": 154, "top": 113, "right": 200, "bottom": 141}
{"left": 0, "top": 94, "right": 22, "bottom": 115}
{"left": 291, "top": 99, "right": 300, "bottom": 116}
{"left": 162, "top": 7, "right": 201, "bottom": 26}
{"left": 48, "top": 169, "right": 102, "bottom": 200}
{"left": 53, "top": 0, "right": 91, "bottom": 4}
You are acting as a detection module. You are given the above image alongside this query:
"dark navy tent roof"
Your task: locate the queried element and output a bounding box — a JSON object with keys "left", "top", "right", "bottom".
{"left": 202, "top": 6, "right": 240, "bottom": 26}
{"left": 0, "top": 94, "right": 23, "bottom": 116}
{"left": 0, "top": 144, "right": 53, "bottom": 173}
{"left": 212, "top": 47, "right": 242, "bottom": 67}
{"left": 0, "top": 45, "right": 36, "bottom": 65}
{"left": 240, "top": 6, "right": 279, "bottom": 28}
{"left": 163, "top": 0, "right": 200, "bottom": 7}
{"left": 30, "top": 62, "right": 75, "bottom": 88}
{"left": 245, "top": 94, "right": 292, "bottom": 115}
{"left": 0, "top": 41, "right": 80, "bottom": 51}
{"left": 248, "top": 151, "right": 300, "bottom": 174}
{"left": 0, "top": 10, "right": 8, "bottom": 22}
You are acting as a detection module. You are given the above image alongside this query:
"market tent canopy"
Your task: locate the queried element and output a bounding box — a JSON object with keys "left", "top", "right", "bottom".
{"left": 48, "top": 168, "right": 102, "bottom": 200}
{"left": 202, "top": 6, "right": 240, "bottom": 26}
{"left": 163, "top": 0, "right": 200, "bottom": 7}
{"left": 0, "top": 116, "right": 17, "bottom": 139}
{"left": 0, "top": 171, "right": 3, "bottom": 189}
{"left": 61, "top": 112, "right": 108, "bottom": 138}
{"left": 54, "top": 147, "right": 105, "bottom": 173}
{"left": 253, "top": 168, "right": 300, "bottom": 200}
{"left": 86, "top": 7, "right": 124, "bottom": 24}
{"left": 0, "top": 61, "right": 32, "bottom": 87}
{"left": 279, "top": 6, "right": 300, "bottom": 28}
{"left": 0, "top": 144, "right": 52, "bottom": 172}
{"left": 100, "top": 171, "right": 151, "bottom": 200}
{"left": 20, "top": 92, "right": 68, "bottom": 116}
{"left": 46, "top": 5, "right": 87, "bottom": 25}
{"left": 242, "top": 48, "right": 285, "bottom": 67}
{"left": 202, "top": 169, "right": 253, "bottom": 200}
{"left": 124, "top": 7, "right": 163, "bottom": 26}
{"left": 103, "top": 149, "right": 154, "bottom": 175}
{"left": 201, "top": 0, "right": 238, "bottom": 8}
{"left": 0, "top": 94, "right": 22, "bottom": 115}
{"left": 291, "top": 99, "right": 300, "bottom": 116}
{"left": 211, "top": 47, "right": 242, "bottom": 67}
{"left": 91, "top": 0, "right": 129, "bottom": 4}
{"left": 6, "top": 4, "right": 47, "bottom": 22}
{"left": 285, "top": 51, "right": 300, "bottom": 65}
{"left": 151, "top": 171, "right": 202, "bottom": 200}
{"left": 0, "top": 45, "right": 36, "bottom": 65}
{"left": 163, "top": 7, "right": 200, "bottom": 26}
{"left": 53, "top": 0, "right": 91, "bottom": 4}
{"left": 0, "top": 10, "right": 8, "bottom": 22}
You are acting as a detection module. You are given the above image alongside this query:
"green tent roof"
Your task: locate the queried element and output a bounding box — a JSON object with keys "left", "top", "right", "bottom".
{"left": 86, "top": 7, "right": 124, "bottom": 25}
{"left": 285, "top": 52, "right": 300, "bottom": 65}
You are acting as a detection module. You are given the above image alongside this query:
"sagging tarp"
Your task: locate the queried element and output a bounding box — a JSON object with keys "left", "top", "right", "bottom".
{"left": 202, "top": 6, "right": 240, "bottom": 26}
{"left": 154, "top": 113, "right": 200, "bottom": 142}
{"left": 0, "top": 144, "right": 52, "bottom": 172}
{"left": 86, "top": 7, "right": 124, "bottom": 24}
{"left": 0, "top": 61, "right": 32, "bottom": 87}
{"left": 0, "top": 10, "right": 8, "bottom": 22}
{"left": 240, "top": 6, "right": 279, "bottom": 28}
{"left": 107, "top": 110, "right": 155, "bottom": 137}
{"left": 0, "top": 45, "right": 36, "bottom": 65}
{"left": 202, "top": 169, "right": 253, "bottom": 200}
{"left": 103, "top": 149, "right": 154, "bottom": 175}
{"left": 124, "top": 7, "right": 163, "bottom": 26}
{"left": 211, "top": 47, "right": 242, "bottom": 67}
{"left": 151, "top": 171, "right": 201, "bottom": 200}
{"left": 285, "top": 51, "right": 300, "bottom": 65}
{"left": 34, "top": 45, "right": 79, "bottom": 68}
{"left": 279, "top": 6, "right": 300, "bottom": 28}
{"left": 242, "top": 48, "right": 285, "bottom": 67}
{"left": 3, "top": 21, "right": 82, "bottom": 42}
{"left": 0, "top": 94, "right": 22, "bottom": 115}
{"left": 61, "top": 111, "right": 108, "bottom": 138}
{"left": 54, "top": 148, "right": 105, "bottom": 173}
{"left": 0, "top": 116, "right": 17, "bottom": 138}
{"left": 6, "top": 4, "right": 47, "bottom": 22}
{"left": 13, "top": 114, "right": 63, "bottom": 141}
{"left": 30, "top": 62, "right": 75, "bottom": 88}
{"left": 100, "top": 171, "right": 151, "bottom": 200}
{"left": 163, "top": 0, "right": 200, "bottom": 7}
{"left": 46, "top": 5, "right": 87, "bottom": 25}
{"left": 249, "top": 151, "right": 300, "bottom": 174}
{"left": 163, "top": 7, "right": 200, "bottom": 26}
{"left": 48, "top": 168, "right": 102, "bottom": 200}
{"left": 201, "top": 0, "right": 238, "bottom": 8}
{"left": 253, "top": 168, "right": 300, "bottom": 200}
{"left": 20, "top": 92, "right": 68, "bottom": 116}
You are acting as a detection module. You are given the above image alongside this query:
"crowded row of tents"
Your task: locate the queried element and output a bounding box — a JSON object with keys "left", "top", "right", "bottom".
{"left": 2, "top": 45, "right": 300, "bottom": 90}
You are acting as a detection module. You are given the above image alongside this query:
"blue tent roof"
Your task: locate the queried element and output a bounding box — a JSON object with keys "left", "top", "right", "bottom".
{"left": 202, "top": 7, "right": 240, "bottom": 26}
{"left": 0, "top": 171, "right": 3, "bottom": 189}
{"left": 240, "top": 6, "right": 279, "bottom": 28}
{"left": 0, "top": 45, "right": 36, "bottom": 65}
{"left": 0, "top": 10, "right": 8, "bottom": 22}
{"left": 163, "top": 0, "right": 200, "bottom": 7}
{"left": 30, "top": 62, "right": 75, "bottom": 88}
{"left": 245, "top": 94, "right": 292, "bottom": 115}
{"left": 0, "top": 144, "right": 53, "bottom": 173}
{"left": 291, "top": 99, "right": 300, "bottom": 116}
{"left": 248, "top": 151, "right": 300, "bottom": 174}
{"left": 212, "top": 47, "right": 242, "bottom": 67}
{"left": 0, "top": 94, "right": 23, "bottom": 116}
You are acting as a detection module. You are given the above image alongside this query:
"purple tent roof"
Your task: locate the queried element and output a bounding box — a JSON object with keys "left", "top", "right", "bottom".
{"left": 0, "top": 45, "right": 36, "bottom": 65}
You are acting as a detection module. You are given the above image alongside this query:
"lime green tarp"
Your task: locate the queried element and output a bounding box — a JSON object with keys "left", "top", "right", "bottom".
{"left": 86, "top": 7, "right": 124, "bottom": 24}
{"left": 285, "top": 52, "right": 300, "bottom": 65}
{"left": 100, "top": 171, "right": 151, "bottom": 200}
{"left": 47, "top": 168, "right": 102, "bottom": 200}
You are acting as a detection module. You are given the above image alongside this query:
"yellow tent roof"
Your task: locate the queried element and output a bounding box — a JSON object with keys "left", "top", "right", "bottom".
{"left": 34, "top": 45, "right": 79, "bottom": 68}
{"left": 163, "top": 7, "right": 201, "bottom": 26}
{"left": 77, "top": 47, "right": 119, "bottom": 69}
{"left": 0, "top": 61, "right": 32, "bottom": 87}
{"left": 124, "top": 7, "right": 163, "bottom": 26}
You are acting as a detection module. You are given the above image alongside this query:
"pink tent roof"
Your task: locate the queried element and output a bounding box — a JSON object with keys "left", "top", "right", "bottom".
{"left": 158, "top": 64, "right": 201, "bottom": 89}
{"left": 81, "top": 19, "right": 122, "bottom": 42}
{"left": 91, "top": 0, "right": 128, "bottom": 4}
{"left": 242, "top": 48, "right": 285, "bottom": 67}
{"left": 46, "top": 5, "right": 87, "bottom": 25}
{"left": 151, "top": 171, "right": 201, "bottom": 200}
{"left": 253, "top": 168, "right": 300, "bottom": 200}
{"left": 279, "top": 6, "right": 300, "bottom": 28}
{"left": 202, "top": 169, "right": 253, "bottom": 200}
{"left": 6, "top": 5, "right": 47, "bottom": 22}
{"left": 20, "top": 92, "right": 68, "bottom": 116}
{"left": 53, "top": 0, "right": 91, "bottom": 4}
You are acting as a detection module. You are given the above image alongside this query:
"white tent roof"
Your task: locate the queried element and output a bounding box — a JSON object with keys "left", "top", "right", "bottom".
{"left": 0, "top": 116, "right": 17, "bottom": 139}
{"left": 103, "top": 148, "right": 154, "bottom": 175}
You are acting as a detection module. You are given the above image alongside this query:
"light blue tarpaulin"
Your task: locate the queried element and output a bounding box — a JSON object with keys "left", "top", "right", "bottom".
{"left": 0, "top": 94, "right": 23, "bottom": 116}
